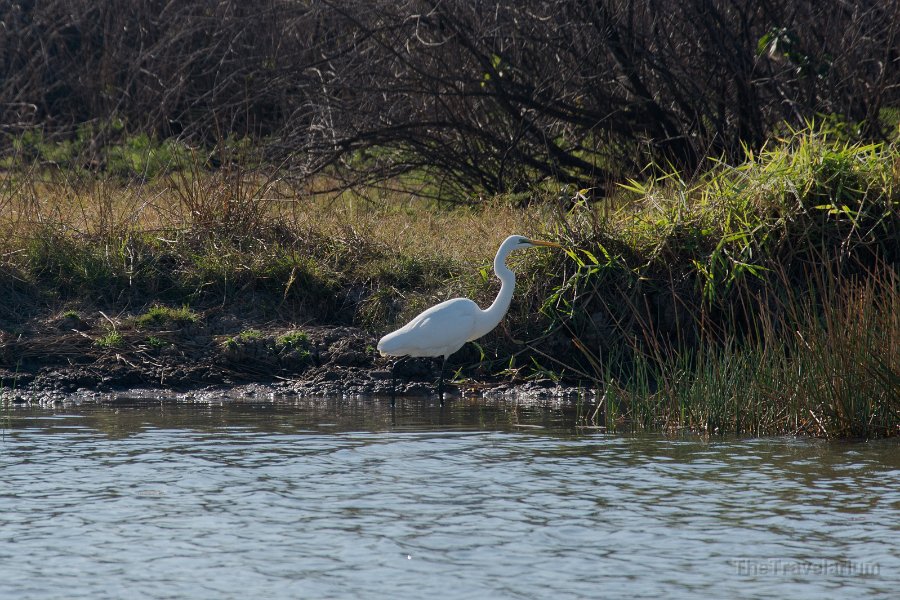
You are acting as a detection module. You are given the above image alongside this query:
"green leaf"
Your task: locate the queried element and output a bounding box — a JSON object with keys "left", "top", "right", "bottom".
{"left": 617, "top": 178, "right": 649, "bottom": 196}
{"left": 580, "top": 249, "right": 600, "bottom": 265}
{"left": 757, "top": 32, "right": 774, "bottom": 56}
{"left": 564, "top": 248, "right": 585, "bottom": 267}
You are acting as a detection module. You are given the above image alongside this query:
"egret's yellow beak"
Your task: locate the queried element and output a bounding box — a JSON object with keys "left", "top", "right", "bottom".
{"left": 529, "top": 239, "right": 563, "bottom": 248}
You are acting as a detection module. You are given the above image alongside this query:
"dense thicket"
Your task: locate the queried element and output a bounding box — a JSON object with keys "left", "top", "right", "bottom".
{"left": 2, "top": 0, "right": 898, "bottom": 199}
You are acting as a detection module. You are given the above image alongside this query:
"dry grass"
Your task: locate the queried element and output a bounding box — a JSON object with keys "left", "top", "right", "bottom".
{"left": 1, "top": 169, "right": 551, "bottom": 266}
{"left": 0, "top": 161, "right": 563, "bottom": 337}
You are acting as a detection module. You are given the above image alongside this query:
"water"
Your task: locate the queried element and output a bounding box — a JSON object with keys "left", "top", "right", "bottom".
{"left": 1, "top": 396, "right": 897, "bottom": 599}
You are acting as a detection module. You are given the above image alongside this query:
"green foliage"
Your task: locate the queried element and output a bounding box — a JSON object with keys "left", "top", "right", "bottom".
{"left": 13, "top": 222, "right": 346, "bottom": 321}
{"left": 595, "top": 270, "right": 899, "bottom": 438}
{"left": 134, "top": 305, "right": 198, "bottom": 329}
{"left": 6, "top": 123, "right": 192, "bottom": 179}
{"left": 222, "top": 327, "right": 312, "bottom": 367}
{"left": 276, "top": 331, "right": 309, "bottom": 350}
{"left": 104, "top": 134, "right": 192, "bottom": 179}
{"left": 543, "top": 126, "right": 898, "bottom": 315}
{"left": 145, "top": 335, "right": 169, "bottom": 349}
{"left": 95, "top": 330, "right": 124, "bottom": 349}
{"left": 223, "top": 330, "right": 259, "bottom": 351}
{"left": 506, "top": 127, "right": 899, "bottom": 437}
{"left": 757, "top": 26, "right": 833, "bottom": 78}
{"left": 236, "top": 329, "right": 263, "bottom": 342}
{"left": 24, "top": 231, "right": 126, "bottom": 296}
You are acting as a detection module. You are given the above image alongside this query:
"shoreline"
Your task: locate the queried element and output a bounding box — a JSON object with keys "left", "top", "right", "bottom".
{"left": 0, "top": 314, "right": 588, "bottom": 406}
{"left": 2, "top": 309, "right": 896, "bottom": 440}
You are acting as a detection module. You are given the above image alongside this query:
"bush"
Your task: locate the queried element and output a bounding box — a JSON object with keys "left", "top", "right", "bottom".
{"left": 3, "top": 1, "right": 897, "bottom": 201}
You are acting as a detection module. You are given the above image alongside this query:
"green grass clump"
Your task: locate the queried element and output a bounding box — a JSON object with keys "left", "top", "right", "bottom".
{"left": 145, "top": 336, "right": 169, "bottom": 349}
{"left": 223, "top": 329, "right": 265, "bottom": 350}
{"left": 588, "top": 269, "right": 899, "bottom": 438}
{"left": 276, "top": 331, "right": 311, "bottom": 361}
{"left": 24, "top": 231, "right": 126, "bottom": 295}
{"left": 276, "top": 331, "right": 308, "bottom": 349}
{"left": 95, "top": 330, "right": 125, "bottom": 349}
{"left": 237, "top": 329, "right": 263, "bottom": 341}
{"left": 134, "top": 305, "right": 199, "bottom": 329}
{"left": 221, "top": 328, "right": 313, "bottom": 368}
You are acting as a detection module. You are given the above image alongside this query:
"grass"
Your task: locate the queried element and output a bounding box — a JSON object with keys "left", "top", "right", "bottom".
{"left": 95, "top": 330, "right": 125, "bottom": 349}
{"left": 586, "top": 267, "right": 899, "bottom": 438}
{"left": 221, "top": 328, "right": 313, "bottom": 367}
{"left": 224, "top": 329, "right": 265, "bottom": 349}
{"left": 145, "top": 336, "right": 169, "bottom": 349}
{"left": 0, "top": 158, "right": 535, "bottom": 330}
{"left": 134, "top": 305, "right": 199, "bottom": 329}
{"left": 276, "top": 331, "right": 309, "bottom": 349}
{"left": 1, "top": 125, "right": 897, "bottom": 437}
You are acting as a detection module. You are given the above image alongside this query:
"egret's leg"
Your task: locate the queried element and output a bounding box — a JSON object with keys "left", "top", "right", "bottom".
{"left": 438, "top": 357, "right": 447, "bottom": 407}
{"left": 391, "top": 356, "right": 417, "bottom": 407}
{"left": 390, "top": 357, "right": 403, "bottom": 408}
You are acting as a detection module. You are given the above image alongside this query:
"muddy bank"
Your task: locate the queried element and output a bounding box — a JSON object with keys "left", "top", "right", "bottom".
{"left": 0, "top": 310, "right": 588, "bottom": 404}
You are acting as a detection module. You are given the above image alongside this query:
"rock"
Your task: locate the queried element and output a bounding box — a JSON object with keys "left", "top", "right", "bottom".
{"left": 57, "top": 314, "right": 91, "bottom": 331}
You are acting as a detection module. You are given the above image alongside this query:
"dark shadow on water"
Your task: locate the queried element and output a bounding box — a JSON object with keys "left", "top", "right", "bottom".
{"left": 4, "top": 393, "right": 606, "bottom": 439}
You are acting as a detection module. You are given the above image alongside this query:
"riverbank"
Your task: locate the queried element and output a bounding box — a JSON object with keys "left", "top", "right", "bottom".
{"left": 0, "top": 316, "right": 585, "bottom": 406}
{"left": 2, "top": 129, "right": 898, "bottom": 437}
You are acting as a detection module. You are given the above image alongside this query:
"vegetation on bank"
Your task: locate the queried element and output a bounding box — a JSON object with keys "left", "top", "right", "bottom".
{"left": 4, "top": 1, "right": 898, "bottom": 200}
{"left": 517, "top": 129, "right": 898, "bottom": 439}
{"left": 1, "top": 128, "right": 898, "bottom": 438}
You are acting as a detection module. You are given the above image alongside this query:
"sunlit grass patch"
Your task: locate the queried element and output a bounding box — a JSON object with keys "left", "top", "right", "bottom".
{"left": 94, "top": 330, "right": 125, "bottom": 349}
{"left": 232, "top": 329, "right": 263, "bottom": 343}
{"left": 144, "top": 335, "right": 169, "bottom": 349}
{"left": 275, "top": 330, "right": 309, "bottom": 350}
{"left": 134, "top": 305, "right": 199, "bottom": 329}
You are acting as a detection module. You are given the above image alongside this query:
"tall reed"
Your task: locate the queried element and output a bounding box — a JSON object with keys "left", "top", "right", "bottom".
{"left": 605, "top": 265, "right": 899, "bottom": 438}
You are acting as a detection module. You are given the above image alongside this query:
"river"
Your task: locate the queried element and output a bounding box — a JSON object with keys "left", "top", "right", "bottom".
{"left": 1, "top": 395, "right": 897, "bottom": 599}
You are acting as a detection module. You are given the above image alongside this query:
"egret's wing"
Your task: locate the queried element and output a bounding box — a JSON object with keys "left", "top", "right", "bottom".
{"left": 381, "top": 298, "right": 479, "bottom": 357}
{"left": 410, "top": 300, "right": 477, "bottom": 344}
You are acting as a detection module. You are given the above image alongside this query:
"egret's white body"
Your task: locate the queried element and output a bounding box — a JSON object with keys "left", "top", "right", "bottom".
{"left": 376, "top": 297, "right": 487, "bottom": 359}
{"left": 378, "top": 235, "right": 560, "bottom": 366}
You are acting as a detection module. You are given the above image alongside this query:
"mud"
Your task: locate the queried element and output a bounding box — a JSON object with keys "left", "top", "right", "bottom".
{"left": 0, "top": 312, "right": 589, "bottom": 405}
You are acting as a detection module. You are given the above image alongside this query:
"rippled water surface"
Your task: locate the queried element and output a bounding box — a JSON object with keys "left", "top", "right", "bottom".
{"left": 1, "top": 396, "right": 898, "bottom": 599}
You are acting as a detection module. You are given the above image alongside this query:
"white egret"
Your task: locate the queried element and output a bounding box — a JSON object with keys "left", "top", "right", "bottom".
{"left": 377, "top": 234, "right": 562, "bottom": 405}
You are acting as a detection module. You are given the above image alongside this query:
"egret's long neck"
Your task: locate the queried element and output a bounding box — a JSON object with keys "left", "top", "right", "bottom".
{"left": 472, "top": 247, "right": 516, "bottom": 338}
